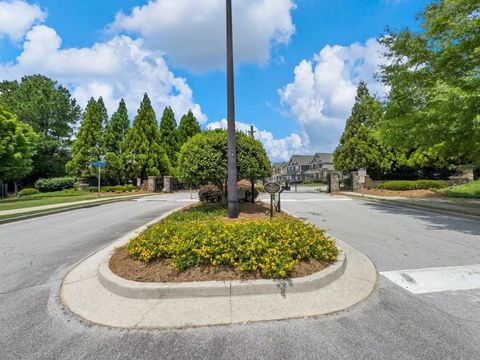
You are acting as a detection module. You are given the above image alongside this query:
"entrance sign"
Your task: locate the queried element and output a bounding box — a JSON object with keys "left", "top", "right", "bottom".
{"left": 264, "top": 182, "right": 281, "bottom": 194}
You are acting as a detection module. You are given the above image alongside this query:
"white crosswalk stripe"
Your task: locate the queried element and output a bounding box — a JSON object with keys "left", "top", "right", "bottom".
{"left": 381, "top": 264, "right": 480, "bottom": 294}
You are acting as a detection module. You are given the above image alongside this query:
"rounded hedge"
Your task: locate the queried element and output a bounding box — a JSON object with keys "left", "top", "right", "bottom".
{"left": 35, "top": 177, "right": 76, "bottom": 193}
{"left": 198, "top": 185, "right": 222, "bottom": 203}
{"left": 18, "top": 188, "right": 40, "bottom": 197}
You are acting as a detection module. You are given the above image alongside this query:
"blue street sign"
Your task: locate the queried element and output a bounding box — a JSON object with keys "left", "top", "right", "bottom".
{"left": 92, "top": 161, "right": 106, "bottom": 168}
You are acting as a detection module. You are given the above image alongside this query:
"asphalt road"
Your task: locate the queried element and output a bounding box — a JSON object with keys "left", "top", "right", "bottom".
{"left": 1, "top": 192, "right": 479, "bottom": 359}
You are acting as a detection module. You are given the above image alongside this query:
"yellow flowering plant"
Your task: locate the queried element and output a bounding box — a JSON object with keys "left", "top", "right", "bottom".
{"left": 127, "top": 204, "right": 338, "bottom": 279}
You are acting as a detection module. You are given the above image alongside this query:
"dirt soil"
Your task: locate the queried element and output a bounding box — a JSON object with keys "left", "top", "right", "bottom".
{"left": 359, "top": 188, "right": 441, "bottom": 198}
{"left": 110, "top": 248, "right": 330, "bottom": 283}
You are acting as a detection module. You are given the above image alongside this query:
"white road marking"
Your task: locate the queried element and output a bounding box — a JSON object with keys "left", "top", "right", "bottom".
{"left": 381, "top": 264, "right": 480, "bottom": 294}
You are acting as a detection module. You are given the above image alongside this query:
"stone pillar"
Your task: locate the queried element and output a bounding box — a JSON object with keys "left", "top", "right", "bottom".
{"left": 351, "top": 171, "right": 361, "bottom": 192}
{"left": 76, "top": 178, "right": 90, "bottom": 192}
{"left": 147, "top": 176, "right": 157, "bottom": 192}
{"left": 163, "top": 176, "right": 173, "bottom": 193}
{"left": 328, "top": 172, "right": 340, "bottom": 193}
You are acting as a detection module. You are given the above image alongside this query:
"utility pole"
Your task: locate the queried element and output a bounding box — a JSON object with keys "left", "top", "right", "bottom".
{"left": 249, "top": 125, "right": 256, "bottom": 203}
{"left": 248, "top": 125, "right": 256, "bottom": 139}
{"left": 226, "top": 0, "right": 238, "bottom": 218}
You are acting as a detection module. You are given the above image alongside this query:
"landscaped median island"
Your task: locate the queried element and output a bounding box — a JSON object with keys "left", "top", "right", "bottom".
{"left": 109, "top": 202, "right": 338, "bottom": 282}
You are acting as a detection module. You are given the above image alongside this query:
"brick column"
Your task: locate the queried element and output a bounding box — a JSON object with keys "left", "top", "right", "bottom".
{"left": 162, "top": 176, "right": 173, "bottom": 193}
{"left": 147, "top": 176, "right": 157, "bottom": 192}
{"left": 329, "top": 172, "right": 340, "bottom": 193}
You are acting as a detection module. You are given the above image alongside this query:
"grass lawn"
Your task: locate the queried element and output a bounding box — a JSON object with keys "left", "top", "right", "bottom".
{"left": 440, "top": 180, "right": 480, "bottom": 198}
{"left": 0, "top": 190, "right": 137, "bottom": 212}
{"left": 115, "top": 202, "right": 338, "bottom": 280}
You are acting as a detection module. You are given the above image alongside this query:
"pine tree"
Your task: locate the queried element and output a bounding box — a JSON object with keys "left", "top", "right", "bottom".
{"left": 178, "top": 109, "right": 201, "bottom": 147}
{"left": 104, "top": 99, "right": 129, "bottom": 154}
{"left": 66, "top": 98, "right": 104, "bottom": 177}
{"left": 333, "top": 82, "right": 394, "bottom": 177}
{"left": 124, "top": 94, "right": 172, "bottom": 180}
{"left": 159, "top": 106, "right": 179, "bottom": 167}
{"left": 104, "top": 99, "right": 130, "bottom": 184}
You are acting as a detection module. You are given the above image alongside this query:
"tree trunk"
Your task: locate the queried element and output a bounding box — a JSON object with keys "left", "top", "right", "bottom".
{"left": 13, "top": 180, "right": 18, "bottom": 197}
{"left": 251, "top": 178, "right": 255, "bottom": 204}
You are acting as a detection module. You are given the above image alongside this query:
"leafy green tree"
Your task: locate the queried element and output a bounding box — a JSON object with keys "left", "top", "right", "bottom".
{"left": 379, "top": 0, "right": 480, "bottom": 168}
{"left": 334, "top": 82, "right": 395, "bottom": 177}
{"left": 0, "top": 75, "right": 81, "bottom": 180}
{"left": 178, "top": 110, "right": 201, "bottom": 147}
{"left": 124, "top": 94, "right": 172, "bottom": 180}
{"left": 159, "top": 106, "right": 179, "bottom": 167}
{"left": 66, "top": 98, "right": 104, "bottom": 177}
{"left": 177, "top": 130, "right": 271, "bottom": 191}
{"left": 0, "top": 106, "right": 38, "bottom": 194}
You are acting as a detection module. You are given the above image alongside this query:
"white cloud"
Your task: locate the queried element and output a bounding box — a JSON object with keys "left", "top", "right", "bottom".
{"left": 0, "top": 25, "right": 206, "bottom": 122}
{"left": 207, "top": 119, "right": 303, "bottom": 162}
{"left": 0, "top": 0, "right": 46, "bottom": 41}
{"left": 110, "top": 0, "right": 296, "bottom": 72}
{"left": 279, "top": 38, "right": 388, "bottom": 152}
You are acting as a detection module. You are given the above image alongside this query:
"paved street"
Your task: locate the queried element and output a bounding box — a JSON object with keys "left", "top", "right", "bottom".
{"left": 1, "top": 192, "right": 480, "bottom": 359}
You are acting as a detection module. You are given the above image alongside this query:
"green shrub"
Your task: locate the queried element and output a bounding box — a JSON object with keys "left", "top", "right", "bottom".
{"left": 18, "top": 188, "right": 40, "bottom": 197}
{"left": 87, "top": 185, "right": 139, "bottom": 193}
{"left": 255, "top": 183, "right": 264, "bottom": 193}
{"left": 127, "top": 204, "right": 338, "bottom": 278}
{"left": 198, "top": 185, "right": 222, "bottom": 203}
{"left": 35, "top": 177, "right": 76, "bottom": 193}
{"left": 440, "top": 180, "right": 480, "bottom": 198}
{"left": 379, "top": 180, "right": 447, "bottom": 191}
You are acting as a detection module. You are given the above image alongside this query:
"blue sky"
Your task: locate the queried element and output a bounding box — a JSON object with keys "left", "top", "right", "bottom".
{"left": 0, "top": 0, "right": 429, "bottom": 161}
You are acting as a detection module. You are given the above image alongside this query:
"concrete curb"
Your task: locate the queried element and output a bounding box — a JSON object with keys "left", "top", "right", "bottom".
{"left": 61, "top": 202, "right": 377, "bottom": 329}
{"left": 98, "top": 247, "right": 346, "bottom": 299}
{"left": 0, "top": 193, "right": 155, "bottom": 225}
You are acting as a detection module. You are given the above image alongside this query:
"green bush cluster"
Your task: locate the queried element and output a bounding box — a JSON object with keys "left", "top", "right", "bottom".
{"left": 35, "top": 177, "right": 76, "bottom": 193}
{"left": 379, "top": 180, "right": 447, "bottom": 191}
{"left": 87, "top": 185, "right": 138, "bottom": 193}
{"left": 127, "top": 204, "right": 338, "bottom": 278}
{"left": 198, "top": 185, "right": 222, "bottom": 203}
{"left": 18, "top": 188, "right": 40, "bottom": 197}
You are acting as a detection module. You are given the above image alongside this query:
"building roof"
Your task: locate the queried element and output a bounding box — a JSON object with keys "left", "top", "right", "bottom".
{"left": 272, "top": 162, "right": 286, "bottom": 168}
{"left": 312, "top": 153, "right": 334, "bottom": 164}
{"left": 288, "top": 155, "right": 315, "bottom": 166}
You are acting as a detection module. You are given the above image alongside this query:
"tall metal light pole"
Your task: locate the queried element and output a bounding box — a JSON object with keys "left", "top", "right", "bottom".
{"left": 226, "top": 0, "right": 239, "bottom": 218}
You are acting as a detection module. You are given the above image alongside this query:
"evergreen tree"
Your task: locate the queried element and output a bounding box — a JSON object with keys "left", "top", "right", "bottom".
{"left": 97, "top": 97, "right": 109, "bottom": 132}
{"left": 104, "top": 99, "right": 129, "bottom": 154}
{"left": 104, "top": 99, "right": 130, "bottom": 184}
{"left": 124, "top": 94, "right": 172, "bottom": 180}
{"left": 66, "top": 98, "right": 104, "bottom": 177}
{"left": 334, "top": 82, "right": 395, "bottom": 177}
{"left": 178, "top": 110, "right": 201, "bottom": 147}
{"left": 159, "top": 106, "right": 179, "bottom": 167}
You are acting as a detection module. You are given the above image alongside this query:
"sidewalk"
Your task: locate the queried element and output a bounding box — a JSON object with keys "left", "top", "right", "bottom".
{"left": 341, "top": 191, "right": 480, "bottom": 218}
{"left": 0, "top": 193, "right": 153, "bottom": 218}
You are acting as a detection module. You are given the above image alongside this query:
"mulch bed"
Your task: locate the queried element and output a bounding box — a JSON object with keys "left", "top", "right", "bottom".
{"left": 360, "top": 188, "right": 441, "bottom": 198}
{"left": 109, "top": 248, "right": 330, "bottom": 283}
{"left": 109, "top": 201, "right": 331, "bottom": 283}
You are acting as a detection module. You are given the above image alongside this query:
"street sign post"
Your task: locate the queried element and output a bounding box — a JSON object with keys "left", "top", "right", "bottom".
{"left": 264, "top": 182, "right": 281, "bottom": 218}
{"left": 92, "top": 161, "right": 106, "bottom": 198}
{"left": 358, "top": 168, "right": 367, "bottom": 197}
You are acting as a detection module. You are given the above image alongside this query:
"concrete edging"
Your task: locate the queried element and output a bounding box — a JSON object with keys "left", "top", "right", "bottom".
{"left": 60, "top": 201, "right": 377, "bottom": 329}
{"left": 98, "top": 247, "right": 346, "bottom": 299}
